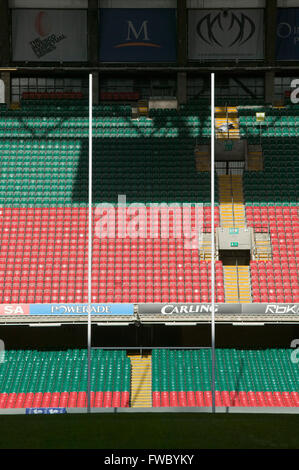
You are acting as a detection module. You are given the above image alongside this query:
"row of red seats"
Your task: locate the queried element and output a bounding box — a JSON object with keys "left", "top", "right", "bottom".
{"left": 22, "top": 92, "right": 83, "bottom": 100}
{"left": 246, "top": 206, "right": 298, "bottom": 217}
{"left": 152, "top": 391, "right": 299, "bottom": 407}
{"left": 250, "top": 261, "right": 299, "bottom": 303}
{"left": 100, "top": 91, "right": 140, "bottom": 101}
{"left": 0, "top": 391, "right": 130, "bottom": 409}
{"left": 246, "top": 206, "right": 299, "bottom": 233}
{"left": 2, "top": 390, "right": 298, "bottom": 408}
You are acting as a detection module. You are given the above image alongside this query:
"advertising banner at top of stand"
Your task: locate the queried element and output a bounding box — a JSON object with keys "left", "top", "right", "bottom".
{"left": 138, "top": 304, "right": 299, "bottom": 316}
{"left": 12, "top": 9, "right": 87, "bottom": 62}
{"left": 99, "top": 8, "right": 177, "bottom": 62}
{"left": 0, "top": 304, "right": 134, "bottom": 316}
{"left": 276, "top": 8, "right": 299, "bottom": 60}
{"left": 188, "top": 9, "right": 264, "bottom": 60}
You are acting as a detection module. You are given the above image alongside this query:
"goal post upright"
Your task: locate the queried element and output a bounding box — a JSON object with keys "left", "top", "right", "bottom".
{"left": 211, "top": 73, "right": 216, "bottom": 413}
{"left": 87, "top": 73, "right": 93, "bottom": 413}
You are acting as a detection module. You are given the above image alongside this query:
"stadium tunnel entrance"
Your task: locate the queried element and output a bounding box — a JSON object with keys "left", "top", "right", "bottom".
{"left": 219, "top": 249, "right": 251, "bottom": 266}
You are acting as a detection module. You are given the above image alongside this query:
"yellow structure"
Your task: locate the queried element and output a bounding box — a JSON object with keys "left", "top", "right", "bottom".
{"left": 215, "top": 106, "right": 240, "bottom": 139}
{"left": 128, "top": 354, "right": 152, "bottom": 408}
{"left": 223, "top": 266, "right": 252, "bottom": 303}
{"left": 218, "top": 175, "right": 246, "bottom": 228}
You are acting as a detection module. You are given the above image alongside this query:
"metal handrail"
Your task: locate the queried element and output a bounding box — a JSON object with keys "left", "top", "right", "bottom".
{"left": 253, "top": 224, "right": 272, "bottom": 260}
{"left": 92, "top": 346, "right": 212, "bottom": 351}
{"left": 226, "top": 105, "right": 230, "bottom": 139}
{"left": 235, "top": 258, "right": 241, "bottom": 303}
{"left": 230, "top": 171, "right": 236, "bottom": 229}
{"left": 248, "top": 263, "right": 253, "bottom": 303}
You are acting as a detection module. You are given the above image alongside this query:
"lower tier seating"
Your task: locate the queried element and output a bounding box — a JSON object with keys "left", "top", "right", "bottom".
{"left": 0, "top": 348, "right": 298, "bottom": 409}
{"left": 0, "top": 207, "right": 223, "bottom": 303}
{"left": 152, "top": 349, "right": 299, "bottom": 407}
{"left": 0, "top": 349, "right": 130, "bottom": 408}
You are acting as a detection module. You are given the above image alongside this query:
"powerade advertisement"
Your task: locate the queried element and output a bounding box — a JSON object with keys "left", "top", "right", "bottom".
{"left": 99, "top": 8, "right": 176, "bottom": 62}
{"left": 276, "top": 8, "right": 299, "bottom": 60}
{"left": 0, "top": 304, "right": 134, "bottom": 316}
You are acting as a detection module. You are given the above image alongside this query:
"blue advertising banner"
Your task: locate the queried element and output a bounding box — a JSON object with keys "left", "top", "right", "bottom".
{"left": 26, "top": 408, "right": 67, "bottom": 414}
{"left": 99, "top": 8, "right": 176, "bottom": 62}
{"left": 276, "top": 8, "right": 299, "bottom": 60}
{"left": 29, "top": 304, "right": 134, "bottom": 315}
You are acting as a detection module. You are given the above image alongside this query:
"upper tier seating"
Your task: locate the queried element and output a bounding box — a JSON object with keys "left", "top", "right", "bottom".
{"left": 246, "top": 205, "right": 299, "bottom": 302}
{"left": 243, "top": 140, "right": 299, "bottom": 204}
{"left": 240, "top": 108, "right": 299, "bottom": 302}
{"left": 0, "top": 207, "right": 222, "bottom": 303}
{"left": 0, "top": 102, "right": 215, "bottom": 205}
{"left": 0, "top": 101, "right": 224, "bottom": 304}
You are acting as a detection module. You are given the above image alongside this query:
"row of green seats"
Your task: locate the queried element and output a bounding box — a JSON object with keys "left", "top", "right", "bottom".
{"left": 0, "top": 349, "right": 130, "bottom": 395}
{"left": 152, "top": 349, "right": 299, "bottom": 393}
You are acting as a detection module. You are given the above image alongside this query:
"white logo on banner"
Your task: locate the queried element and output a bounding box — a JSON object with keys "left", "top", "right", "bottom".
{"left": 12, "top": 9, "right": 87, "bottom": 62}
{"left": 290, "top": 79, "right": 299, "bottom": 104}
{"left": 30, "top": 11, "right": 66, "bottom": 58}
{"left": 277, "top": 22, "right": 292, "bottom": 39}
{"left": 277, "top": 21, "right": 299, "bottom": 44}
{"left": 290, "top": 339, "right": 299, "bottom": 365}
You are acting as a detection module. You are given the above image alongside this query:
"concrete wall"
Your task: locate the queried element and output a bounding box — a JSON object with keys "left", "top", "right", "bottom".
{"left": 0, "top": 1, "right": 10, "bottom": 66}
{"left": 215, "top": 140, "right": 246, "bottom": 162}
{"left": 0, "top": 323, "right": 297, "bottom": 350}
{"left": 187, "top": 0, "right": 266, "bottom": 6}
{"left": 9, "top": 0, "right": 88, "bottom": 7}
{"left": 15, "top": 0, "right": 299, "bottom": 7}
{"left": 9, "top": 0, "right": 176, "bottom": 7}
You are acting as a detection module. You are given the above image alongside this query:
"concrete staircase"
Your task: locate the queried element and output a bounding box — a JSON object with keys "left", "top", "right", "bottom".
{"left": 215, "top": 106, "right": 240, "bottom": 139}
{"left": 199, "top": 233, "right": 213, "bottom": 260}
{"left": 194, "top": 144, "right": 210, "bottom": 172}
{"left": 219, "top": 172, "right": 251, "bottom": 304}
{"left": 248, "top": 145, "right": 263, "bottom": 171}
{"left": 254, "top": 233, "right": 272, "bottom": 260}
{"left": 218, "top": 175, "right": 246, "bottom": 228}
{"left": 223, "top": 266, "right": 239, "bottom": 303}
{"left": 199, "top": 234, "right": 219, "bottom": 261}
{"left": 219, "top": 175, "right": 234, "bottom": 227}
{"left": 237, "top": 266, "right": 252, "bottom": 303}
{"left": 231, "top": 175, "right": 246, "bottom": 227}
{"left": 128, "top": 353, "right": 152, "bottom": 408}
{"left": 223, "top": 266, "right": 252, "bottom": 303}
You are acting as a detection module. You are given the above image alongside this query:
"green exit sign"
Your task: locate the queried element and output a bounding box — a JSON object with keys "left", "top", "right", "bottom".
{"left": 230, "top": 242, "right": 239, "bottom": 247}
{"left": 229, "top": 228, "right": 239, "bottom": 234}
{"left": 225, "top": 142, "right": 233, "bottom": 151}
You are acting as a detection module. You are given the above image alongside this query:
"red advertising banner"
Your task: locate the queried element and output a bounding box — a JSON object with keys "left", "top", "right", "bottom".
{"left": 0, "top": 304, "right": 30, "bottom": 315}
